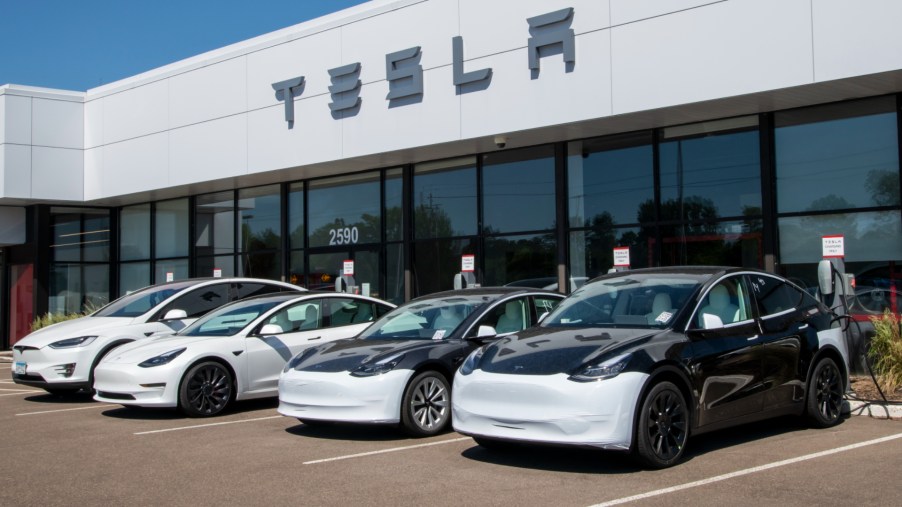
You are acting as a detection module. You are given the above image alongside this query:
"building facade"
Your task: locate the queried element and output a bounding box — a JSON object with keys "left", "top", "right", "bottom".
{"left": 1, "top": 0, "right": 901, "bottom": 348}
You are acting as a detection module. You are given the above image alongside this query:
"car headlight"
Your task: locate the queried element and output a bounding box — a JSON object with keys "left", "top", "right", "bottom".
{"left": 284, "top": 347, "right": 320, "bottom": 373}
{"left": 458, "top": 347, "right": 485, "bottom": 376}
{"left": 350, "top": 353, "right": 405, "bottom": 377}
{"left": 138, "top": 348, "right": 186, "bottom": 368}
{"left": 569, "top": 353, "right": 632, "bottom": 382}
{"left": 48, "top": 336, "right": 98, "bottom": 349}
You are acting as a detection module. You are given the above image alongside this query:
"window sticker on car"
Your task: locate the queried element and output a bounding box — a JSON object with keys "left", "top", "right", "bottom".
{"left": 432, "top": 329, "right": 446, "bottom": 340}
{"left": 655, "top": 311, "right": 673, "bottom": 323}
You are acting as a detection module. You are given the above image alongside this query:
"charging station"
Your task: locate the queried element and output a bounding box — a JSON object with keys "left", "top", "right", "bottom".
{"left": 453, "top": 254, "right": 478, "bottom": 290}
{"left": 816, "top": 235, "right": 862, "bottom": 373}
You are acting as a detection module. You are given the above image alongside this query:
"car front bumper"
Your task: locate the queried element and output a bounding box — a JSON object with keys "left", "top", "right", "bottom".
{"left": 452, "top": 370, "right": 648, "bottom": 451}
{"left": 12, "top": 346, "right": 96, "bottom": 390}
{"left": 92, "top": 361, "right": 179, "bottom": 408}
{"left": 278, "top": 369, "right": 414, "bottom": 424}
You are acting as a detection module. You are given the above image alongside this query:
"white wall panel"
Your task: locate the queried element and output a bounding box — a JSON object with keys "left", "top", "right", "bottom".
{"left": 459, "top": 0, "right": 609, "bottom": 59}
{"left": 461, "top": 30, "right": 611, "bottom": 139}
{"left": 342, "top": 65, "right": 459, "bottom": 158}
{"left": 169, "top": 115, "right": 247, "bottom": 186}
{"left": 0, "top": 96, "right": 5, "bottom": 144}
{"left": 84, "top": 98, "right": 103, "bottom": 149}
{"left": 247, "top": 94, "right": 342, "bottom": 173}
{"left": 32, "top": 98, "right": 83, "bottom": 150}
{"left": 246, "top": 29, "right": 341, "bottom": 111}
{"left": 83, "top": 147, "right": 103, "bottom": 201}
{"left": 1, "top": 144, "right": 32, "bottom": 198}
{"left": 813, "top": 0, "right": 902, "bottom": 82}
{"left": 2, "top": 95, "right": 31, "bottom": 145}
{"left": 32, "top": 147, "right": 83, "bottom": 200}
{"left": 611, "top": 0, "right": 813, "bottom": 115}
{"left": 610, "top": 0, "right": 720, "bottom": 26}
{"left": 169, "top": 57, "right": 247, "bottom": 129}
{"left": 101, "top": 133, "right": 169, "bottom": 197}
{"left": 341, "top": 0, "right": 457, "bottom": 78}
{"left": 103, "top": 80, "right": 169, "bottom": 144}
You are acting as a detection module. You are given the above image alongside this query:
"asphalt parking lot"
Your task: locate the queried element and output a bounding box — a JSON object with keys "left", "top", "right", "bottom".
{"left": 2, "top": 359, "right": 901, "bottom": 506}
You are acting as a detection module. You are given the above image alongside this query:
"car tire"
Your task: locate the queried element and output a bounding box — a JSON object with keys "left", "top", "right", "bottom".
{"left": 807, "top": 357, "right": 843, "bottom": 428}
{"left": 400, "top": 371, "right": 451, "bottom": 437}
{"left": 178, "top": 361, "right": 233, "bottom": 417}
{"left": 634, "top": 381, "right": 689, "bottom": 469}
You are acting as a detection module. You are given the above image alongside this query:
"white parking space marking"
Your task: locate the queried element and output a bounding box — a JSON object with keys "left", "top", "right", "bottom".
{"left": 16, "top": 405, "right": 106, "bottom": 416}
{"left": 303, "top": 436, "right": 471, "bottom": 465}
{"left": 134, "top": 415, "right": 283, "bottom": 435}
{"left": 589, "top": 432, "right": 902, "bottom": 507}
{"left": 0, "top": 391, "right": 38, "bottom": 397}
{"left": 0, "top": 388, "right": 38, "bottom": 392}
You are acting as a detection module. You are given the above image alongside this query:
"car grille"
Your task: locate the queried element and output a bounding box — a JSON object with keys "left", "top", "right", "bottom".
{"left": 96, "top": 391, "right": 136, "bottom": 401}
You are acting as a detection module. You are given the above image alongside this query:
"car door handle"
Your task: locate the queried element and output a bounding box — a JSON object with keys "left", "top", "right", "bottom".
{"left": 798, "top": 324, "right": 809, "bottom": 330}
{"left": 747, "top": 335, "right": 759, "bottom": 341}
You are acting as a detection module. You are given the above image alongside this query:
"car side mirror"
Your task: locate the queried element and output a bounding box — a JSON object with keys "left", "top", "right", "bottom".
{"left": 258, "top": 324, "right": 283, "bottom": 336}
{"left": 701, "top": 313, "right": 724, "bottom": 330}
{"left": 475, "top": 325, "right": 497, "bottom": 338}
{"left": 162, "top": 309, "right": 188, "bottom": 321}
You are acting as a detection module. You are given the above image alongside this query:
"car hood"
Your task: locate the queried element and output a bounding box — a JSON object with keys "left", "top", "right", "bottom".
{"left": 15, "top": 316, "right": 137, "bottom": 348}
{"left": 294, "top": 338, "right": 442, "bottom": 373}
{"left": 100, "top": 334, "right": 220, "bottom": 365}
{"left": 477, "top": 326, "right": 659, "bottom": 375}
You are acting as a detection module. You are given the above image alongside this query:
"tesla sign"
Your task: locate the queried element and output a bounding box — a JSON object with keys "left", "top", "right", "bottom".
{"left": 272, "top": 7, "right": 575, "bottom": 127}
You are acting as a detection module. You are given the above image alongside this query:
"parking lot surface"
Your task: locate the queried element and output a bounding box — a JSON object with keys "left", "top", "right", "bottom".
{"left": 2, "top": 361, "right": 901, "bottom": 506}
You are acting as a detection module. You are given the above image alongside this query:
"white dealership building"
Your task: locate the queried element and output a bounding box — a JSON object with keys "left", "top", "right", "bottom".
{"left": 1, "top": 0, "right": 901, "bottom": 347}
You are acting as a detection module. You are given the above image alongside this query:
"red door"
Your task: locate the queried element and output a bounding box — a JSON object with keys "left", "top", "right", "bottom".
{"left": 8, "top": 263, "right": 34, "bottom": 346}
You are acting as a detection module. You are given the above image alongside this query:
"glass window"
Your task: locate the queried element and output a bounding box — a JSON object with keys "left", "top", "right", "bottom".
{"left": 482, "top": 146, "right": 556, "bottom": 233}
{"left": 385, "top": 243, "right": 404, "bottom": 305}
{"left": 158, "top": 283, "right": 230, "bottom": 319}
{"left": 196, "top": 192, "right": 235, "bottom": 256}
{"left": 568, "top": 133, "right": 653, "bottom": 227}
{"left": 156, "top": 199, "right": 189, "bottom": 258}
{"left": 778, "top": 211, "right": 902, "bottom": 264}
{"left": 266, "top": 300, "right": 321, "bottom": 333}
{"left": 184, "top": 298, "right": 286, "bottom": 336}
{"left": 414, "top": 158, "right": 477, "bottom": 238}
{"left": 474, "top": 298, "right": 528, "bottom": 336}
{"left": 483, "top": 234, "right": 555, "bottom": 287}
{"left": 289, "top": 250, "right": 305, "bottom": 287}
{"left": 308, "top": 172, "right": 380, "bottom": 247}
{"left": 240, "top": 252, "right": 281, "bottom": 280}
{"left": 155, "top": 259, "right": 189, "bottom": 284}
{"left": 694, "top": 277, "right": 753, "bottom": 329}
{"left": 411, "top": 238, "right": 476, "bottom": 297}
{"left": 533, "top": 296, "right": 561, "bottom": 319}
{"left": 385, "top": 168, "right": 404, "bottom": 242}
{"left": 49, "top": 263, "right": 109, "bottom": 314}
{"left": 51, "top": 207, "right": 111, "bottom": 263}
{"left": 120, "top": 204, "right": 150, "bottom": 261}
{"left": 775, "top": 97, "right": 899, "bottom": 213}
{"left": 659, "top": 220, "right": 763, "bottom": 268}
{"left": 234, "top": 281, "right": 287, "bottom": 299}
{"left": 659, "top": 122, "right": 761, "bottom": 221}
{"left": 239, "top": 185, "right": 281, "bottom": 253}
{"left": 195, "top": 256, "right": 235, "bottom": 278}
{"left": 288, "top": 182, "right": 305, "bottom": 250}
{"left": 120, "top": 262, "right": 151, "bottom": 296}
{"left": 747, "top": 275, "right": 799, "bottom": 317}
{"left": 570, "top": 226, "right": 651, "bottom": 281}
{"left": 325, "top": 297, "right": 380, "bottom": 327}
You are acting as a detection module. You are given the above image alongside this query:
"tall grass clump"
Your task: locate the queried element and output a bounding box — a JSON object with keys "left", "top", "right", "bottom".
{"left": 868, "top": 311, "right": 902, "bottom": 393}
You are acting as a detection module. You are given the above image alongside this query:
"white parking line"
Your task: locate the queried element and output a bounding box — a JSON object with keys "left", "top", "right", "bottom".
{"left": 0, "top": 391, "right": 38, "bottom": 397}
{"left": 0, "top": 388, "right": 37, "bottom": 392}
{"left": 134, "top": 415, "right": 283, "bottom": 435}
{"left": 303, "top": 436, "right": 472, "bottom": 465}
{"left": 589, "top": 432, "right": 902, "bottom": 507}
{"left": 16, "top": 405, "right": 106, "bottom": 416}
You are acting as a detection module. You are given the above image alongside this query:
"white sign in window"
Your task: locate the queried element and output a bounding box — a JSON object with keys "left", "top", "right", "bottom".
{"left": 613, "top": 246, "right": 630, "bottom": 267}
{"left": 213, "top": 268, "right": 222, "bottom": 278}
{"left": 343, "top": 260, "right": 355, "bottom": 276}
{"left": 822, "top": 235, "right": 844, "bottom": 258}
{"left": 461, "top": 254, "right": 475, "bottom": 273}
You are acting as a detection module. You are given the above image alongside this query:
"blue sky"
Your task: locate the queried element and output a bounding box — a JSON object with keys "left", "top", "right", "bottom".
{"left": 0, "top": 0, "right": 368, "bottom": 91}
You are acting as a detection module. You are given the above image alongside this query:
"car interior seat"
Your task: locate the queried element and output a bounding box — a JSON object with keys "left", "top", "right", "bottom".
{"left": 433, "top": 306, "right": 463, "bottom": 332}
{"left": 699, "top": 284, "right": 739, "bottom": 328}
{"left": 299, "top": 305, "right": 319, "bottom": 330}
{"left": 495, "top": 301, "right": 524, "bottom": 334}
{"left": 645, "top": 293, "right": 674, "bottom": 325}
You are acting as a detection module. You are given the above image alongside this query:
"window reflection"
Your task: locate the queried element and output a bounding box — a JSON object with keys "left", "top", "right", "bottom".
{"left": 308, "top": 173, "right": 380, "bottom": 247}
{"left": 570, "top": 227, "right": 650, "bottom": 280}
{"left": 412, "top": 238, "right": 476, "bottom": 297}
{"left": 414, "top": 158, "right": 477, "bottom": 238}
{"left": 484, "top": 234, "right": 556, "bottom": 287}
{"left": 482, "top": 146, "right": 555, "bottom": 234}
{"left": 658, "top": 220, "right": 763, "bottom": 268}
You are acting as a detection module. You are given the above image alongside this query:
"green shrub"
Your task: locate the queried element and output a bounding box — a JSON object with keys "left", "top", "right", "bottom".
{"left": 30, "top": 312, "right": 86, "bottom": 332}
{"left": 868, "top": 311, "right": 902, "bottom": 393}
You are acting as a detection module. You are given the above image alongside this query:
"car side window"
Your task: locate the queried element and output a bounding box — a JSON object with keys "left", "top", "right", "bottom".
{"left": 748, "top": 275, "right": 800, "bottom": 318}
{"left": 533, "top": 296, "right": 560, "bottom": 323}
{"left": 157, "top": 283, "right": 230, "bottom": 320}
{"left": 694, "top": 277, "right": 753, "bottom": 329}
{"left": 266, "top": 300, "right": 321, "bottom": 333}
{"left": 233, "top": 282, "right": 285, "bottom": 300}
{"left": 324, "top": 298, "right": 379, "bottom": 328}
{"left": 467, "top": 298, "right": 529, "bottom": 337}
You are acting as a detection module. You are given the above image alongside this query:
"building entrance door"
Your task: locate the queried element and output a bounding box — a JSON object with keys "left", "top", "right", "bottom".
{"left": 8, "top": 263, "right": 34, "bottom": 346}
{"left": 307, "top": 248, "right": 381, "bottom": 298}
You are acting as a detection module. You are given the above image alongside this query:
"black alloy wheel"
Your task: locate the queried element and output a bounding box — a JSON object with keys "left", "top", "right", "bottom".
{"left": 635, "top": 381, "right": 689, "bottom": 469}
{"left": 401, "top": 371, "right": 451, "bottom": 437}
{"left": 179, "top": 361, "right": 233, "bottom": 417}
{"left": 807, "top": 357, "right": 843, "bottom": 428}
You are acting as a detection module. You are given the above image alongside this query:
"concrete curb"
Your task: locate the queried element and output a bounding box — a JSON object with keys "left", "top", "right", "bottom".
{"left": 845, "top": 399, "right": 902, "bottom": 420}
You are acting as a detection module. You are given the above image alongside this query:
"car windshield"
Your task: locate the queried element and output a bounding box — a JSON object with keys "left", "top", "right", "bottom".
{"left": 92, "top": 281, "right": 200, "bottom": 318}
{"left": 180, "top": 299, "right": 285, "bottom": 337}
{"left": 543, "top": 273, "right": 708, "bottom": 329}
{"left": 359, "top": 294, "right": 491, "bottom": 340}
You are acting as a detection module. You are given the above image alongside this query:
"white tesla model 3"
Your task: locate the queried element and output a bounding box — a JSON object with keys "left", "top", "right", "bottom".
{"left": 93, "top": 292, "right": 394, "bottom": 416}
